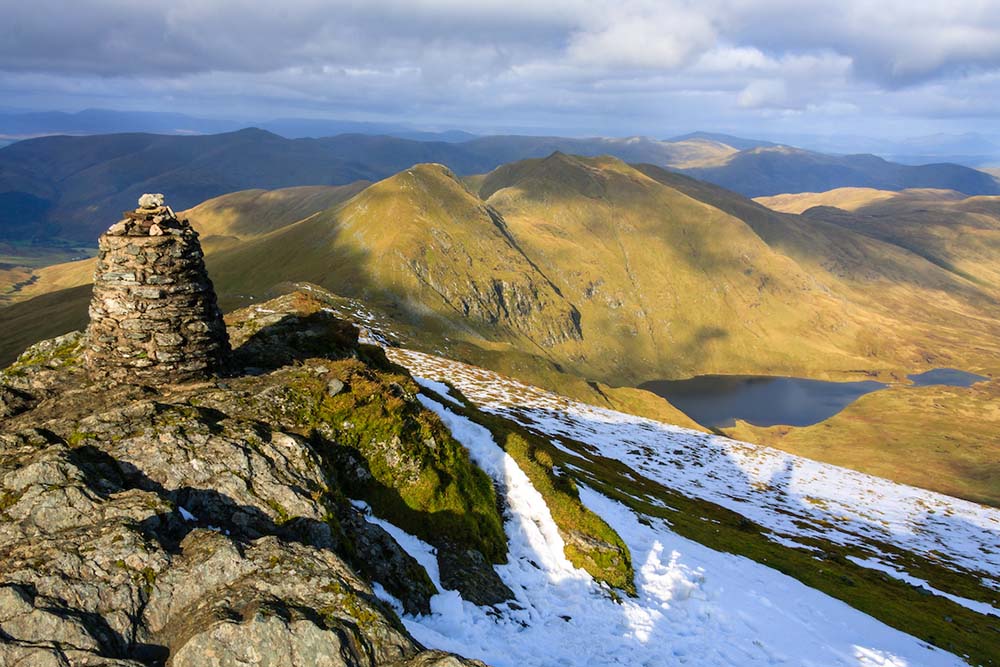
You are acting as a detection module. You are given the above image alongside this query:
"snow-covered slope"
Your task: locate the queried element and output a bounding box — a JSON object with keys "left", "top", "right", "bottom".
{"left": 364, "top": 346, "right": 1000, "bottom": 666}
{"left": 389, "top": 348, "right": 1000, "bottom": 590}
{"left": 361, "top": 386, "right": 968, "bottom": 666}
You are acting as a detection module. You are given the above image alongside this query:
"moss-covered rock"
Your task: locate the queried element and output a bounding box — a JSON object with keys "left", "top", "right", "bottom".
{"left": 0, "top": 290, "right": 496, "bottom": 666}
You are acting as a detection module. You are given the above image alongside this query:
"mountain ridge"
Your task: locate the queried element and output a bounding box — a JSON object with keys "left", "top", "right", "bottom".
{"left": 3, "top": 155, "right": 999, "bottom": 512}
{"left": 4, "top": 130, "right": 999, "bottom": 243}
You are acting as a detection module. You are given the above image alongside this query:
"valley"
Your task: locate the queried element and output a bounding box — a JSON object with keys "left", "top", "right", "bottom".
{"left": 641, "top": 368, "right": 988, "bottom": 429}
{"left": 2, "top": 128, "right": 998, "bottom": 245}
{"left": 2, "top": 148, "right": 998, "bottom": 511}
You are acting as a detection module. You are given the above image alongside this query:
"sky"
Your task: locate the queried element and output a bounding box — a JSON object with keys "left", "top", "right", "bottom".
{"left": 2, "top": 0, "right": 1000, "bottom": 143}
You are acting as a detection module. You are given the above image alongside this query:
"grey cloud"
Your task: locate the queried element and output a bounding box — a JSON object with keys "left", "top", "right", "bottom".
{"left": 0, "top": 0, "right": 575, "bottom": 77}
{"left": 711, "top": 0, "right": 1000, "bottom": 86}
{"left": 2, "top": 0, "right": 1000, "bottom": 139}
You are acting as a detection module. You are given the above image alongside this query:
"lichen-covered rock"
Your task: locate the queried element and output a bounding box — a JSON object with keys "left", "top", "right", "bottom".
{"left": 0, "top": 290, "right": 496, "bottom": 667}
{"left": 389, "top": 652, "right": 489, "bottom": 667}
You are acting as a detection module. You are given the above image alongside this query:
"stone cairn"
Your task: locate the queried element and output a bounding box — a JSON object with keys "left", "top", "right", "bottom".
{"left": 85, "top": 193, "right": 230, "bottom": 384}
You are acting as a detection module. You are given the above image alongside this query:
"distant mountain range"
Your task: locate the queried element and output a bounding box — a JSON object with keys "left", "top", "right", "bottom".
{"left": 0, "top": 108, "right": 476, "bottom": 143}
{"left": 3, "top": 127, "right": 999, "bottom": 243}
{"left": 776, "top": 131, "right": 1000, "bottom": 167}
{"left": 5, "top": 108, "right": 1000, "bottom": 165}
{"left": 681, "top": 145, "right": 1000, "bottom": 197}
{"left": 667, "top": 131, "right": 778, "bottom": 150}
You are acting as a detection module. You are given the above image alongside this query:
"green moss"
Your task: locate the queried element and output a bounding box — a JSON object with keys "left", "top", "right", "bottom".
{"left": 66, "top": 431, "right": 97, "bottom": 447}
{"left": 265, "top": 497, "right": 292, "bottom": 525}
{"left": 318, "top": 582, "right": 384, "bottom": 632}
{"left": 139, "top": 566, "right": 157, "bottom": 595}
{"left": 6, "top": 334, "right": 82, "bottom": 374}
{"left": 419, "top": 382, "right": 636, "bottom": 594}
{"left": 246, "top": 359, "right": 507, "bottom": 564}
{"left": 0, "top": 489, "right": 23, "bottom": 519}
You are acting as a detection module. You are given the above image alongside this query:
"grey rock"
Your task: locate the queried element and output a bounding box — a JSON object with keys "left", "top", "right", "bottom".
{"left": 0, "top": 291, "right": 497, "bottom": 667}
{"left": 388, "top": 651, "right": 490, "bottom": 667}
{"left": 437, "top": 547, "right": 514, "bottom": 606}
{"left": 138, "top": 193, "right": 165, "bottom": 209}
{"left": 338, "top": 504, "right": 438, "bottom": 616}
{"left": 0, "top": 409, "right": 464, "bottom": 666}
{"left": 85, "top": 212, "right": 230, "bottom": 385}
{"left": 107, "top": 220, "right": 129, "bottom": 235}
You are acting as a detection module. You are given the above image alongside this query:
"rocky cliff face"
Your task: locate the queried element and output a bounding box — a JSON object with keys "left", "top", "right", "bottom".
{"left": 0, "top": 290, "right": 495, "bottom": 666}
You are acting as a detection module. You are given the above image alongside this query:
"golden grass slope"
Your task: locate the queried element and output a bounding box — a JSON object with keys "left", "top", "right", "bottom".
{"left": 0, "top": 182, "right": 368, "bottom": 304}
{"left": 724, "top": 379, "right": 1000, "bottom": 506}
{"left": 481, "top": 154, "right": 901, "bottom": 383}
{"left": 635, "top": 165, "right": 1000, "bottom": 376}
{"left": 659, "top": 138, "right": 737, "bottom": 168}
{"left": 205, "top": 164, "right": 581, "bottom": 349}
{"left": 754, "top": 187, "right": 965, "bottom": 214}
{"left": 755, "top": 187, "right": 902, "bottom": 213}
{"left": 189, "top": 182, "right": 368, "bottom": 248}
{"left": 803, "top": 191, "right": 1000, "bottom": 292}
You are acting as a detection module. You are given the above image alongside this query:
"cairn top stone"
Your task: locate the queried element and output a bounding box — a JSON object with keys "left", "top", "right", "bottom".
{"left": 139, "top": 193, "right": 165, "bottom": 209}
{"left": 106, "top": 196, "right": 191, "bottom": 238}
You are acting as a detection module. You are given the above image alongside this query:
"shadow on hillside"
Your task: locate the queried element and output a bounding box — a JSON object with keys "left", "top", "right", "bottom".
{"left": 318, "top": 442, "right": 513, "bottom": 605}
{"left": 225, "top": 309, "right": 361, "bottom": 375}
{"left": 0, "top": 284, "right": 91, "bottom": 368}
{"left": 672, "top": 325, "right": 728, "bottom": 371}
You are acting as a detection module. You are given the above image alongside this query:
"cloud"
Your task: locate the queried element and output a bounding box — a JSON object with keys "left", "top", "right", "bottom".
{"left": 2, "top": 0, "right": 1000, "bottom": 137}
{"left": 711, "top": 0, "right": 1000, "bottom": 86}
{"left": 566, "top": 5, "right": 716, "bottom": 70}
{"left": 737, "top": 79, "right": 787, "bottom": 108}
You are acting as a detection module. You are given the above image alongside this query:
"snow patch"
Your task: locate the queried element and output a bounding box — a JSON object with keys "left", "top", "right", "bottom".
{"left": 378, "top": 393, "right": 966, "bottom": 667}
{"left": 414, "top": 376, "right": 463, "bottom": 406}
{"left": 846, "top": 555, "right": 999, "bottom": 617}
{"left": 390, "top": 348, "right": 1000, "bottom": 585}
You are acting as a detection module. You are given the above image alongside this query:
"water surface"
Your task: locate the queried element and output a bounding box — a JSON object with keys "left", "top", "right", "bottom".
{"left": 640, "top": 375, "right": 885, "bottom": 429}
{"left": 642, "top": 368, "right": 992, "bottom": 430}
{"left": 907, "top": 368, "right": 988, "bottom": 387}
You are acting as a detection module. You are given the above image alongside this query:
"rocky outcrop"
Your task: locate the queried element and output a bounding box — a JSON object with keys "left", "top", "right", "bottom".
{"left": 405, "top": 258, "right": 582, "bottom": 348}
{"left": 0, "top": 290, "right": 493, "bottom": 667}
{"left": 85, "top": 195, "right": 230, "bottom": 385}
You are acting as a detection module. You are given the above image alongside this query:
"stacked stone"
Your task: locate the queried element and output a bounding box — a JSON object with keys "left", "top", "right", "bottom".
{"left": 85, "top": 194, "right": 230, "bottom": 384}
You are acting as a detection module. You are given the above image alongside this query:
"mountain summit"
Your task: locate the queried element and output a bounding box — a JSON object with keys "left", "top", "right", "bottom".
{"left": 2, "top": 284, "right": 995, "bottom": 666}
{"left": 0, "top": 290, "right": 498, "bottom": 666}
